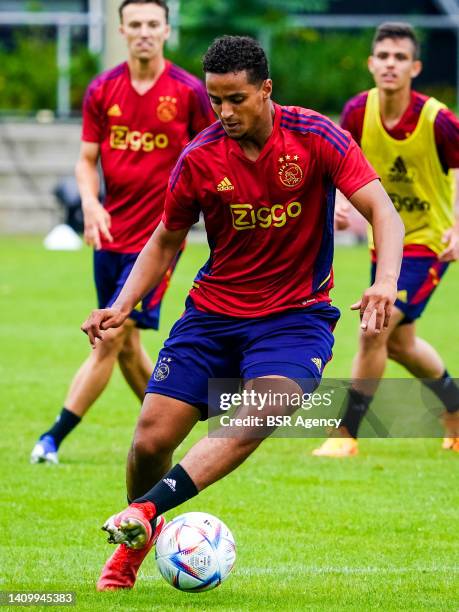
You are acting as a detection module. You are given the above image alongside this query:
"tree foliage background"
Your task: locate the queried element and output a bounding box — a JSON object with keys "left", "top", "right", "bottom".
{"left": 166, "top": 0, "right": 375, "bottom": 114}
{"left": 0, "top": 0, "right": 456, "bottom": 116}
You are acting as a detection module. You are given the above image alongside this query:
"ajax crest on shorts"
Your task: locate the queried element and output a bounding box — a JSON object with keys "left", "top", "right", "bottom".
{"left": 154, "top": 356, "right": 172, "bottom": 381}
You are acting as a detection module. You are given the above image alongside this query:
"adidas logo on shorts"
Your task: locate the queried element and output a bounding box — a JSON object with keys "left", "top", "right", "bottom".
{"left": 311, "top": 357, "right": 322, "bottom": 373}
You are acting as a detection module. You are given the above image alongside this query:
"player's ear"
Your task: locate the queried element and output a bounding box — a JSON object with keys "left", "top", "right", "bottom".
{"left": 163, "top": 23, "right": 171, "bottom": 42}
{"left": 411, "top": 60, "right": 422, "bottom": 79}
{"left": 368, "top": 55, "right": 375, "bottom": 74}
{"left": 262, "top": 79, "right": 273, "bottom": 100}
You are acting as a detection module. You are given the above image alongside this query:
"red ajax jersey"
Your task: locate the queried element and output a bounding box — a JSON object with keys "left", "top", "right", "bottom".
{"left": 163, "top": 104, "right": 378, "bottom": 317}
{"left": 82, "top": 61, "right": 214, "bottom": 252}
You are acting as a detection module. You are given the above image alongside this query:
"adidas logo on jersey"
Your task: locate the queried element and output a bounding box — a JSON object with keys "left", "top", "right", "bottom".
{"left": 311, "top": 357, "right": 322, "bottom": 373}
{"left": 391, "top": 155, "right": 407, "bottom": 175}
{"left": 388, "top": 156, "right": 415, "bottom": 184}
{"left": 217, "top": 177, "right": 234, "bottom": 191}
{"left": 107, "top": 104, "right": 122, "bottom": 117}
{"left": 163, "top": 478, "right": 176, "bottom": 491}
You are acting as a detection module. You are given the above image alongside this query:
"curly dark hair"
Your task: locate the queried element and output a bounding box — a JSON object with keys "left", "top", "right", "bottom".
{"left": 118, "top": 0, "right": 169, "bottom": 23}
{"left": 203, "top": 36, "right": 269, "bottom": 84}
{"left": 372, "top": 22, "right": 420, "bottom": 60}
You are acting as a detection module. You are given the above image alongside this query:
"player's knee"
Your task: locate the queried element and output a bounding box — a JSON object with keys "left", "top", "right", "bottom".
{"left": 93, "top": 328, "right": 126, "bottom": 359}
{"left": 132, "top": 415, "right": 176, "bottom": 461}
{"left": 359, "top": 330, "right": 387, "bottom": 351}
{"left": 118, "top": 337, "right": 137, "bottom": 363}
{"left": 388, "top": 337, "right": 413, "bottom": 362}
{"left": 118, "top": 326, "right": 141, "bottom": 363}
{"left": 131, "top": 435, "right": 174, "bottom": 465}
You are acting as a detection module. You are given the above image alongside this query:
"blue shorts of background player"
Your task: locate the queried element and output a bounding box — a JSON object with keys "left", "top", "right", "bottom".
{"left": 94, "top": 249, "right": 182, "bottom": 329}
{"left": 371, "top": 254, "right": 449, "bottom": 324}
{"left": 146, "top": 299, "right": 341, "bottom": 419}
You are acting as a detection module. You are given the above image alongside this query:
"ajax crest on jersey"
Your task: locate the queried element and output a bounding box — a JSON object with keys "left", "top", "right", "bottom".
{"left": 155, "top": 512, "right": 236, "bottom": 592}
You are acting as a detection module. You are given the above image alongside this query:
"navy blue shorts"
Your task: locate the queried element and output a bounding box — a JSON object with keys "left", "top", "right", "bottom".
{"left": 146, "top": 299, "right": 340, "bottom": 418}
{"left": 94, "top": 250, "right": 181, "bottom": 330}
{"left": 371, "top": 255, "right": 449, "bottom": 324}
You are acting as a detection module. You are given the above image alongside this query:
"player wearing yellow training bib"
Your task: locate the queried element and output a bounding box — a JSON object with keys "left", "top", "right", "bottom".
{"left": 363, "top": 88, "right": 455, "bottom": 256}
{"left": 313, "top": 22, "right": 459, "bottom": 457}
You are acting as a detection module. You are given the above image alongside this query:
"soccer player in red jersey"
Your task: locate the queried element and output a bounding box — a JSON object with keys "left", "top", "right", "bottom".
{"left": 313, "top": 23, "right": 459, "bottom": 458}
{"left": 30, "top": 0, "right": 214, "bottom": 465}
{"left": 81, "top": 35, "right": 404, "bottom": 590}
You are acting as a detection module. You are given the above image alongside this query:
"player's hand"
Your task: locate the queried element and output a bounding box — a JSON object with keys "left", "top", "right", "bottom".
{"left": 81, "top": 307, "right": 128, "bottom": 348}
{"left": 334, "top": 198, "right": 351, "bottom": 231}
{"left": 82, "top": 199, "right": 113, "bottom": 250}
{"left": 350, "top": 278, "right": 397, "bottom": 333}
{"left": 438, "top": 227, "right": 459, "bottom": 262}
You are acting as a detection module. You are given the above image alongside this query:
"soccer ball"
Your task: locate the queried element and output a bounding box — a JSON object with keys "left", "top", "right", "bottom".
{"left": 155, "top": 512, "right": 236, "bottom": 592}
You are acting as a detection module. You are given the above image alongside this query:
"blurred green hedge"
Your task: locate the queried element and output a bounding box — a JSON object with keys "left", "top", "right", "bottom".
{"left": 167, "top": 27, "right": 456, "bottom": 113}
{"left": 168, "top": 27, "right": 375, "bottom": 114}
{"left": 0, "top": 26, "right": 455, "bottom": 116}
{"left": 0, "top": 29, "right": 98, "bottom": 116}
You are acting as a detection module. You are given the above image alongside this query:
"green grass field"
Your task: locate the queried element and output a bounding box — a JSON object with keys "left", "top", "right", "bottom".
{"left": 1, "top": 237, "right": 458, "bottom": 611}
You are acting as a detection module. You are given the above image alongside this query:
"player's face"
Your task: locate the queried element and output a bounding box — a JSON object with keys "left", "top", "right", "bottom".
{"left": 369, "top": 37, "right": 422, "bottom": 93}
{"left": 206, "top": 71, "right": 273, "bottom": 140}
{"left": 120, "top": 3, "right": 170, "bottom": 61}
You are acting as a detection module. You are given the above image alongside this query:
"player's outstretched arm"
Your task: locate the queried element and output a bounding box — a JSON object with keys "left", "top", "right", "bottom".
{"left": 81, "top": 223, "right": 189, "bottom": 347}
{"left": 75, "top": 141, "right": 113, "bottom": 250}
{"left": 348, "top": 179, "right": 404, "bottom": 332}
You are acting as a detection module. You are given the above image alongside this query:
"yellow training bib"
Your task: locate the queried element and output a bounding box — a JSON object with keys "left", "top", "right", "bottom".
{"left": 361, "top": 88, "right": 455, "bottom": 254}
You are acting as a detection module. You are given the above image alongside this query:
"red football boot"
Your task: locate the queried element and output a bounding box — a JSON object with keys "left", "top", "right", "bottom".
{"left": 97, "top": 503, "right": 165, "bottom": 591}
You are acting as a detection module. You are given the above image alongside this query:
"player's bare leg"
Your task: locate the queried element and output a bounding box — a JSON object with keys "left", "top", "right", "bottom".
{"left": 314, "top": 310, "right": 459, "bottom": 457}
{"left": 180, "top": 436, "right": 264, "bottom": 490}
{"left": 31, "top": 322, "right": 130, "bottom": 464}
{"left": 109, "top": 376, "right": 301, "bottom": 532}
{"left": 118, "top": 324, "right": 154, "bottom": 400}
{"left": 107, "top": 376, "right": 300, "bottom": 543}
{"left": 126, "top": 394, "right": 201, "bottom": 500}
{"left": 388, "top": 323, "right": 459, "bottom": 450}
{"left": 64, "top": 323, "right": 129, "bottom": 416}
{"left": 350, "top": 307, "right": 405, "bottom": 395}
{"left": 98, "top": 394, "right": 199, "bottom": 591}
{"left": 313, "top": 308, "right": 404, "bottom": 457}
{"left": 180, "top": 376, "right": 300, "bottom": 488}
{"left": 99, "top": 377, "right": 302, "bottom": 590}
{"left": 387, "top": 322, "right": 444, "bottom": 377}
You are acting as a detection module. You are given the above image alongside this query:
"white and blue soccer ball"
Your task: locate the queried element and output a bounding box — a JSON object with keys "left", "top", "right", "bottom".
{"left": 155, "top": 512, "right": 236, "bottom": 592}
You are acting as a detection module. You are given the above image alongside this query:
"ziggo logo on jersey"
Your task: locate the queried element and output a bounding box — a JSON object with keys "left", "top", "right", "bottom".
{"left": 110, "top": 125, "right": 168, "bottom": 152}
{"left": 230, "top": 201, "right": 302, "bottom": 230}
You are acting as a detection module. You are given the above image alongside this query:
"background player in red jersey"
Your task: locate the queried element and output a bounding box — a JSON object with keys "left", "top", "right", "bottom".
{"left": 78, "top": 35, "right": 404, "bottom": 591}
{"left": 313, "top": 23, "right": 459, "bottom": 458}
{"left": 30, "top": 0, "right": 214, "bottom": 465}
